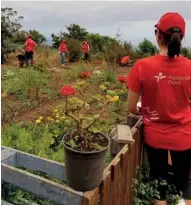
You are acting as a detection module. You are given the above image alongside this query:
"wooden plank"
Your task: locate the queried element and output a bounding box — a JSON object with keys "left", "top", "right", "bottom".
{"left": 1, "top": 163, "right": 83, "bottom": 205}
{"left": 126, "top": 142, "right": 135, "bottom": 205}
{"left": 132, "top": 130, "right": 138, "bottom": 172}
{"left": 82, "top": 188, "right": 99, "bottom": 205}
{"left": 100, "top": 171, "right": 111, "bottom": 205}
{"left": 111, "top": 158, "right": 120, "bottom": 205}
{"left": 120, "top": 149, "right": 129, "bottom": 205}
{"left": 2, "top": 146, "right": 67, "bottom": 182}
{"left": 110, "top": 137, "right": 126, "bottom": 159}
{"left": 129, "top": 142, "right": 136, "bottom": 204}
{"left": 117, "top": 125, "right": 133, "bottom": 143}
{"left": 1, "top": 149, "right": 17, "bottom": 167}
{"left": 110, "top": 135, "right": 118, "bottom": 160}
{"left": 104, "top": 145, "right": 128, "bottom": 174}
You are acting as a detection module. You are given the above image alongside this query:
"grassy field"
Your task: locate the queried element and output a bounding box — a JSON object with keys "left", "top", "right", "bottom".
{"left": 1, "top": 49, "right": 131, "bottom": 204}
{"left": 2, "top": 48, "right": 131, "bottom": 161}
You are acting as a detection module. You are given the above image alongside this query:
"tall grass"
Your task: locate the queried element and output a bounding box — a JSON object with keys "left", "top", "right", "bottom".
{"left": 65, "top": 63, "right": 94, "bottom": 81}
{"left": 35, "top": 47, "right": 60, "bottom": 67}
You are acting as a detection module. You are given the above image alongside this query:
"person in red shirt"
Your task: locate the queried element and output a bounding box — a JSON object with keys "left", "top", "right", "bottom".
{"left": 120, "top": 56, "right": 130, "bottom": 66}
{"left": 59, "top": 40, "right": 69, "bottom": 67}
{"left": 127, "top": 13, "right": 191, "bottom": 205}
{"left": 24, "top": 34, "right": 37, "bottom": 66}
{"left": 81, "top": 41, "right": 90, "bottom": 63}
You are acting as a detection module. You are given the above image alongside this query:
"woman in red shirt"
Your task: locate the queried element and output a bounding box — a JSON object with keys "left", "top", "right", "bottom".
{"left": 81, "top": 41, "right": 90, "bottom": 63}
{"left": 128, "top": 13, "right": 191, "bottom": 205}
{"left": 59, "top": 40, "right": 69, "bottom": 67}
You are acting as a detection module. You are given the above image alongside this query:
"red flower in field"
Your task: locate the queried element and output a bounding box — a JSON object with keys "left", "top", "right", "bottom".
{"left": 79, "top": 71, "right": 92, "bottom": 79}
{"left": 60, "top": 86, "right": 76, "bottom": 96}
{"left": 117, "top": 76, "right": 129, "bottom": 84}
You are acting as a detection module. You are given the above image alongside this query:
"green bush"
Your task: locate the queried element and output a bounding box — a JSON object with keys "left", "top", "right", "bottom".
{"left": 67, "top": 38, "right": 81, "bottom": 62}
{"left": 133, "top": 162, "right": 181, "bottom": 205}
{"left": 2, "top": 68, "right": 46, "bottom": 100}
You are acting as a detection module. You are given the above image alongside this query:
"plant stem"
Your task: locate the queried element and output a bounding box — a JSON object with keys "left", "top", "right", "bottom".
{"left": 85, "top": 101, "right": 110, "bottom": 130}
{"left": 76, "top": 106, "right": 80, "bottom": 134}
{"left": 65, "top": 96, "right": 83, "bottom": 129}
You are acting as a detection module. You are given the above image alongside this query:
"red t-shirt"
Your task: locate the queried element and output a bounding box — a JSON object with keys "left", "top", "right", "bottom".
{"left": 59, "top": 42, "right": 68, "bottom": 53}
{"left": 82, "top": 43, "right": 90, "bottom": 53}
{"left": 128, "top": 55, "right": 191, "bottom": 151}
{"left": 121, "top": 56, "right": 130, "bottom": 64}
{"left": 25, "top": 39, "right": 37, "bottom": 52}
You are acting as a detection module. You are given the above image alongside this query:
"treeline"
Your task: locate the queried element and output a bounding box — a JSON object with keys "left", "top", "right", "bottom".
{"left": 1, "top": 7, "right": 191, "bottom": 63}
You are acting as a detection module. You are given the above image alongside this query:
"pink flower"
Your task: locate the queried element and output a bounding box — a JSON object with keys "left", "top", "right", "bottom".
{"left": 60, "top": 86, "right": 76, "bottom": 96}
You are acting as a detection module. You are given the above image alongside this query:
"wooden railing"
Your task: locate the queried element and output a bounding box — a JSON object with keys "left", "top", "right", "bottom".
{"left": 83, "top": 114, "right": 144, "bottom": 205}
{"left": 1, "top": 115, "right": 143, "bottom": 205}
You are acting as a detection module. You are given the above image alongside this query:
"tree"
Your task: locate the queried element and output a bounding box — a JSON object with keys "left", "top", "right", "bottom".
{"left": 12, "top": 30, "right": 27, "bottom": 44}
{"left": 87, "top": 33, "right": 117, "bottom": 53}
{"left": 1, "top": 7, "right": 23, "bottom": 63}
{"left": 28, "top": 29, "right": 46, "bottom": 44}
{"left": 51, "top": 33, "right": 63, "bottom": 48}
{"left": 137, "top": 38, "right": 158, "bottom": 57}
{"left": 181, "top": 47, "right": 191, "bottom": 58}
{"left": 1, "top": 7, "right": 23, "bottom": 38}
{"left": 63, "top": 24, "right": 88, "bottom": 40}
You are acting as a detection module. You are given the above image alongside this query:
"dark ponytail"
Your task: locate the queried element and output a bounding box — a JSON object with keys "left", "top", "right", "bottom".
{"left": 167, "top": 32, "right": 181, "bottom": 58}
{"left": 159, "top": 27, "right": 182, "bottom": 58}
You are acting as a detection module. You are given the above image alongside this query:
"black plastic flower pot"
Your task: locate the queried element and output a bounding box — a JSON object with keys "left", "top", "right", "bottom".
{"left": 63, "top": 133, "right": 110, "bottom": 192}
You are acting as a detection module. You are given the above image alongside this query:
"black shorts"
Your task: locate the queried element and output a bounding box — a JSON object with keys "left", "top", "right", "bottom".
{"left": 25, "top": 51, "right": 34, "bottom": 62}
{"left": 145, "top": 143, "right": 191, "bottom": 200}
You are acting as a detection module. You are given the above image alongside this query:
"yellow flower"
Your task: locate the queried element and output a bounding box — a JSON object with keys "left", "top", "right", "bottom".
{"left": 55, "top": 114, "right": 59, "bottom": 118}
{"left": 106, "top": 95, "right": 119, "bottom": 102}
{"left": 53, "top": 109, "right": 58, "bottom": 113}
{"left": 61, "top": 116, "right": 65, "bottom": 120}
{"left": 47, "top": 117, "right": 54, "bottom": 121}
{"left": 39, "top": 116, "right": 43, "bottom": 120}
{"left": 106, "top": 95, "right": 112, "bottom": 101}
{"left": 55, "top": 119, "right": 60, "bottom": 123}
{"left": 111, "top": 96, "right": 119, "bottom": 102}
{"left": 36, "top": 119, "right": 41, "bottom": 124}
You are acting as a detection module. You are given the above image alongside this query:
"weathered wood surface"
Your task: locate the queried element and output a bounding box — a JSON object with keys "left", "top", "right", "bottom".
{"left": 1, "top": 148, "right": 17, "bottom": 166}
{"left": 100, "top": 171, "right": 111, "bottom": 205}
{"left": 110, "top": 125, "right": 133, "bottom": 160}
{"left": 1, "top": 163, "right": 83, "bottom": 205}
{"left": 120, "top": 148, "right": 129, "bottom": 205}
{"left": 111, "top": 158, "right": 120, "bottom": 205}
{"left": 82, "top": 188, "right": 99, "bottom": 205}
{"left": 105, "top": 145, "right": 128, "bottom": 173}
{"left": 117, "top": 124, "right": 133, "bottom": 143}
{"left": 1, "top": 146, "right": 67, "bottom": 182}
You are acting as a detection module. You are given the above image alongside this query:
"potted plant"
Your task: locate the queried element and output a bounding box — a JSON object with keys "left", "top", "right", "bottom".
{"left": 61, "top": 72, "right": 119, "bottom": 191}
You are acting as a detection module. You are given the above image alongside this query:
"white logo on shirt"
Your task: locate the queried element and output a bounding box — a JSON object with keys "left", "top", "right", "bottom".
{"left": 154, "top": 72, "right": 166, "bottom": 82}
{"left": 142, "top": 106, "right": 160, "bottom": 122}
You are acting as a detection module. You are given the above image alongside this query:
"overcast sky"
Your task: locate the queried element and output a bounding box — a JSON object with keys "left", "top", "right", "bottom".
{"left": 2, "top": 1, "right": 191, "bottom": 46}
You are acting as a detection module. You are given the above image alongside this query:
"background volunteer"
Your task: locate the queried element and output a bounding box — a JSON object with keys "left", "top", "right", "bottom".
{"left": 59, "top": 40, "right": 69, "bottom": 67}
{"left": 24, "top": 34, "right": 37, "bottom": 66}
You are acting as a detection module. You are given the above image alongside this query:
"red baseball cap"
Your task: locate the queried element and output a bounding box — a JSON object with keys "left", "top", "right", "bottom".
{"left": 155, "top": 12, "right": 185, "bottom": 36}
